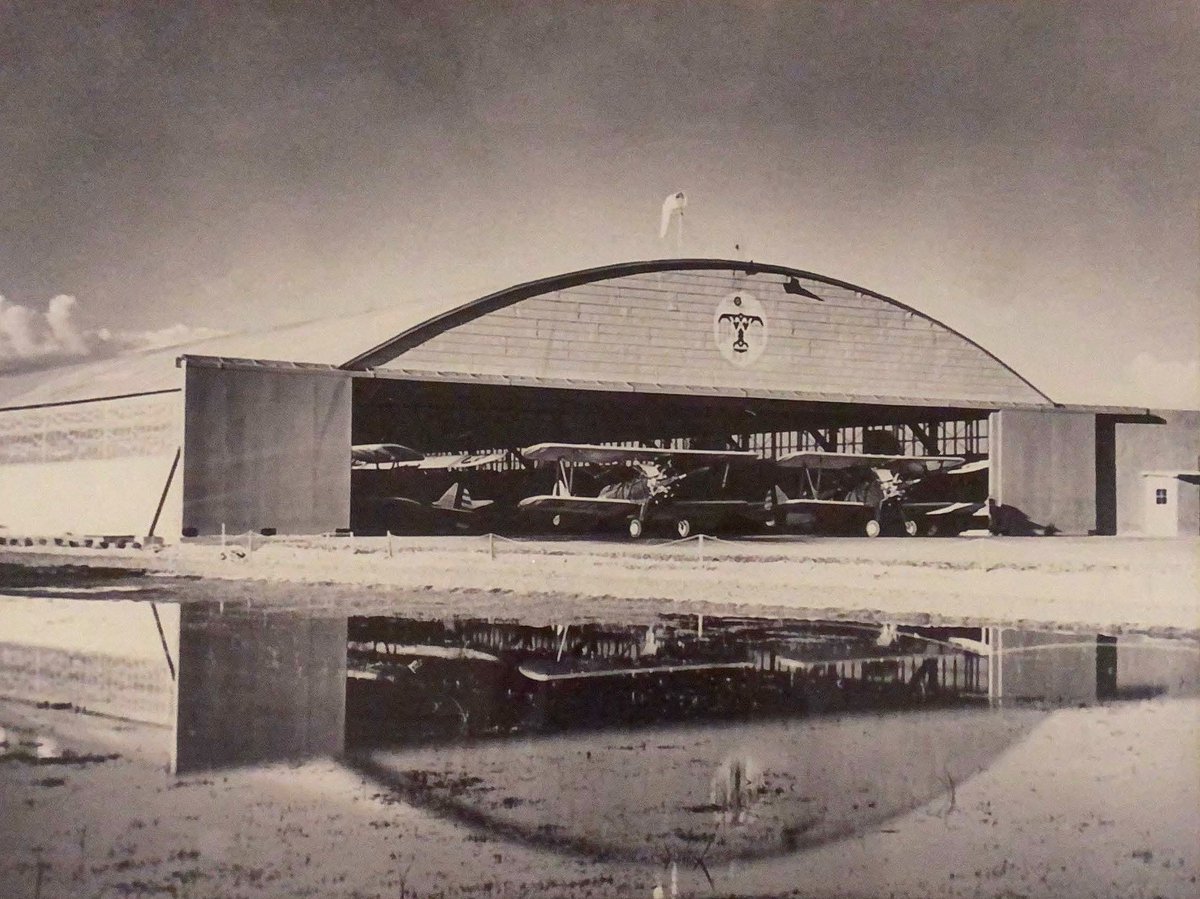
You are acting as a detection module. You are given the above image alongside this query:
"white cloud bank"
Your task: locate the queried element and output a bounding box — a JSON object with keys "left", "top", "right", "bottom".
{"left": 0, "top": 294, "right": 224, "bottom": 374}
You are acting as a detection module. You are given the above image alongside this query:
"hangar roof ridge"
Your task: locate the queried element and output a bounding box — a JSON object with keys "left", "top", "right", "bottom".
{"left": 339, "top": 257, "right": 1056, "bottom": 406}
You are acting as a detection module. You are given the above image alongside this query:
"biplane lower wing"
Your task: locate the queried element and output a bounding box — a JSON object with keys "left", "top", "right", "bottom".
{"left": 772, "top": 498, "right": 874, "bottom": 529}
{"left": 923, "top": 501, "right": 986, "bottom": 517}
{"left": 517, "top": 494, "right": 640, "bottom": 519}
{"left": 775, "top": 498, "right": 863, "bottom": 508}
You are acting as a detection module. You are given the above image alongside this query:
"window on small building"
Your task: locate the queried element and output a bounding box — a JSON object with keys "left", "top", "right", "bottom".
{"left": 1155, "top": 488, "right": 1168, "bottom": 505}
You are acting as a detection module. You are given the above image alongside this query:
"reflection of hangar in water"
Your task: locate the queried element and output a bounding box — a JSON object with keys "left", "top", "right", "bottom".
{"left": 0, "top": 259, "right": 1195, "bottom": 539}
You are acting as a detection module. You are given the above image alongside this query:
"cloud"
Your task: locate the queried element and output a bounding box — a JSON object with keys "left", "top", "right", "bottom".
{"left": 0, "top": 293, "right": 226, "bottom": 375}
{"left": 0, "top": 294, "right": 85, "bottom": 368}
{"left": 44, "top": 294, "right": 88, "bottom": 354}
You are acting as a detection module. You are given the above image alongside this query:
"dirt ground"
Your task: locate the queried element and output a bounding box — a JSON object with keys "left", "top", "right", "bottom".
{"left": 1, "top": 695, "right": 1197, "bottom": 899}
{"left": 2, "top": 534, "right": 1198, "bottom": 636}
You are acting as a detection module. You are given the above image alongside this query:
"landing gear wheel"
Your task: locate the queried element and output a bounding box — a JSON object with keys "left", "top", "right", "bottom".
{"left": 628, "top": 518, "right": 644, "bottom": 539}
{"left": 675, "top": 518, "right": 692, "bottom": 539}
{"left": 864, "top": 518, "right": 882, "bottom": 538}
{"left": 903, "top": 519, "right": 919, "bottom": 537}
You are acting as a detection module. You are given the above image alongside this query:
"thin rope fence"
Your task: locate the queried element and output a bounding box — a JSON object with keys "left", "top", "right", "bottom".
{"left": 191, "top": 526, "right": 767, "bottom": 568}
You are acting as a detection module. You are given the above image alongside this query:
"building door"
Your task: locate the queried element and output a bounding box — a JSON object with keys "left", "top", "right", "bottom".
{"left": 1143, "top": 477, "right": 1178, "bottom": 537}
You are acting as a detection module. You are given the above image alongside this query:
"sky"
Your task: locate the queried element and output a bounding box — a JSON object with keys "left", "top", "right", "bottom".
{"left": 0, "top": 1, "right": 1196, "bottom": 406}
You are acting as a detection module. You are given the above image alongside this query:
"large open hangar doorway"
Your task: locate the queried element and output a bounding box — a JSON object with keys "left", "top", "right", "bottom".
{"left": 348, "top": 372, "right": 995, "bottom": 535}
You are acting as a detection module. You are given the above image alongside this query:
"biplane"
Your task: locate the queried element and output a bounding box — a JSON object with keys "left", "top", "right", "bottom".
{"left": 517, "top": 443, "right": 767, "bottom": 538}
{"left": 772, "top": 450, "right": 967, "bottom": 537}
{"left": 912, "top": 458, "right": 990, "bottom": 535}
{"left": 352, "top": 450, "right": 506, "bottom": 533}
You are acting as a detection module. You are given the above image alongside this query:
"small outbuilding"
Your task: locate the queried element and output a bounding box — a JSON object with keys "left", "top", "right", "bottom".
{"left": 1140, "top": 471, "right": 1200, "bottom": 537}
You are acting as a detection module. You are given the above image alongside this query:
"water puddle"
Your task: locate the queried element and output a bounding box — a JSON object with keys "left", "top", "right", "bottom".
{"left": 1, "top": 586, "right": 1197, "bottom": 893}
{"left": 342, "top": 614, "right": 1197, "bottom": 864}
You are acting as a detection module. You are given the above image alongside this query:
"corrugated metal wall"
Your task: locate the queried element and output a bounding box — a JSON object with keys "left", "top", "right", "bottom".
{"left": 991, "top": 409, "right": 1097, "bottom": 535}
{"left": 182, "top": 365, "right": 351, "bottom": 536}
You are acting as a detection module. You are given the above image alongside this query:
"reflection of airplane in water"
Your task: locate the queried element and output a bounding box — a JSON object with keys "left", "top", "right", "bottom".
{"left": 518, "top": 443, "right": 769, "bottom": 538}
{"left": 772, "top": 450, "right": 970, "bottom": 536}
{"left": 345, "top": 615, "right": 992, "bottom": 745}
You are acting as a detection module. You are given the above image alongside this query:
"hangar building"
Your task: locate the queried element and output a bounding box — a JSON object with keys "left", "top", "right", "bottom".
{"left": 0, "top": 260, "right": 1195, "bottom": 540}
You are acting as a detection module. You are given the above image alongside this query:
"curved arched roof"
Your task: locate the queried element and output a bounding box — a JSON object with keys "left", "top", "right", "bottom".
{"left": 346, "top": 259, "right": 1053, "bottom": 408}
{"left": 0, "top": 259, "right": 1052, "bottom": 409}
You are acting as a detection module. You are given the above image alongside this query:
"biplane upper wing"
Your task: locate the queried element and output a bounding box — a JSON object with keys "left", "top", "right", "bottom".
{"left": 947, "top": 459, "right": 989, "bottom": 475}
{"left": 776, "top": 451, "right": 965, "bottom": 476}
{"left": 517, "top": 494, "right": 640, "bottom": 518}
{"left": 521, "top": 443, "right": 758, "bottom": 465}
{"left": 351, "top": 443, "right": 425, "bottom": 467}
{"left": 417, "top": 452, "right": 507, "bottom": 470}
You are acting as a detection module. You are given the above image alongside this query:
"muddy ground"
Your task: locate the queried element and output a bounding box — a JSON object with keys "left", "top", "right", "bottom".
{"left": 1, "top": 694, "right": 1197, "bottom": 899}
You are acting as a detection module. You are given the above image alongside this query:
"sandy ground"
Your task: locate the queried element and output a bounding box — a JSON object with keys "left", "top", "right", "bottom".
{"left": 2, "top": 695, "right": 1197, "bottom": 899}
{"left": 3, "top": 534, "right": 1197, "bottom": 636}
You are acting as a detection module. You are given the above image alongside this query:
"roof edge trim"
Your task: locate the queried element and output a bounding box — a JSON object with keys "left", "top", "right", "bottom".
{"left": 339, "top": 258, "right": 1055, "bottom": 405}
{"left": 0, "top": 387, "right": 181, "bottom": 414}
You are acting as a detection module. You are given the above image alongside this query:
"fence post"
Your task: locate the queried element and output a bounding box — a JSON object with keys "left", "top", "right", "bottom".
{"left": 247, "top": 530, "right": 253, "bottom": 554}
{"left": 697, "top": 533, "right": 705, "bottom": 564}
{"left": 220, "top": 523, "right": 226, "bottom": 548}
{"left": 489, "top": 532, "right": 496, "bottom": 560}
{"left": 386, "top": 530, "right": 393, "bottom": 558}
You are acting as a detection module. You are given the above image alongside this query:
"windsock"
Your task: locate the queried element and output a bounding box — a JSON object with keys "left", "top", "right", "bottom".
{"left": 659, "top": 190, "right": 687, "bottom": 239}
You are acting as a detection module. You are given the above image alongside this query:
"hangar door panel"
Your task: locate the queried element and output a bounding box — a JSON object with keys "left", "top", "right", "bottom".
{"left": 991, "top": 410, "right": 1096, "bottom": 535}
{"left": 183, "top": 366, "right": 351, "bottom": 536}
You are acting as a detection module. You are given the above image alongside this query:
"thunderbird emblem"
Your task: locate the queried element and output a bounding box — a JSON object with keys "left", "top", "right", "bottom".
{"left": 713, "top": 292, "right": 768, "bottom": 366}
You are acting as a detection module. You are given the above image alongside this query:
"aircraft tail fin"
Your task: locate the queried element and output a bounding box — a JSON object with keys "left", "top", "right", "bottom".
{"left": 434, "top": 483, "right": 494, "bottom": 513}
{"left": 433, "top": 483, "right": 462, "bottom": 510}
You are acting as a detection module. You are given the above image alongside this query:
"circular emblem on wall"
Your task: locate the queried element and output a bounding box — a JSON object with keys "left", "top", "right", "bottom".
{"left": 713, "top": 292, "right": 768, "bottom": 366}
